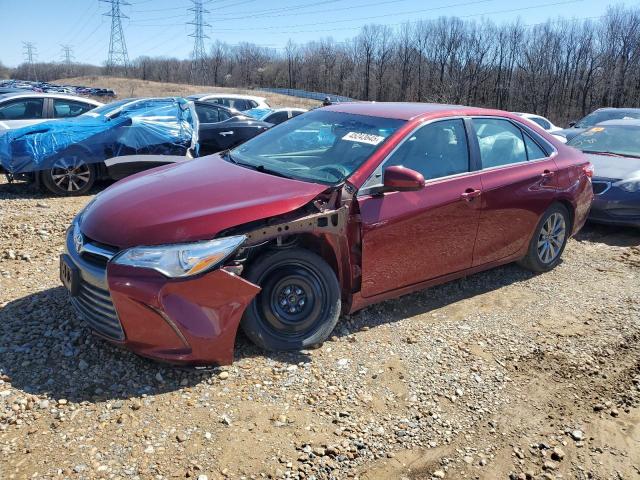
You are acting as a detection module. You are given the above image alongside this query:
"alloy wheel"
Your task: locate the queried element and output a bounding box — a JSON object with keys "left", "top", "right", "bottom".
{"left": 50, "top": 156, "right": 91, "bottom": 193}
{"left": 537, "top": 212, "right": 566, "bottom": 264}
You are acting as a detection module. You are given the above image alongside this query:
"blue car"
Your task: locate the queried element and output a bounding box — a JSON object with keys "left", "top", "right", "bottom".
{"left": 0, "top": 97, "right": 198, "bottom": 195}
{"left": 567, "top": 119, "right": 640, "bottom": 228}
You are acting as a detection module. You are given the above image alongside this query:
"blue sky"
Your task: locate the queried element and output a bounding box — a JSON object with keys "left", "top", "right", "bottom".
{"left": 0, "top": 0, "right": 622, "bottom": 68}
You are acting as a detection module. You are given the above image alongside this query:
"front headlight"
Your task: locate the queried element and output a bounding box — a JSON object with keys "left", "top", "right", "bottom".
{"left": 112, "top": 235, "right": 246, "bottom": 278}
{"left": 614, "top": 179, "right": 640, "bottom": 193}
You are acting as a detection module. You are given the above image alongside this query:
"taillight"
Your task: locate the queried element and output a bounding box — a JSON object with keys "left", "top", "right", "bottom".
{"left": 583, "top": 163, "right": 594, "bottom": 178}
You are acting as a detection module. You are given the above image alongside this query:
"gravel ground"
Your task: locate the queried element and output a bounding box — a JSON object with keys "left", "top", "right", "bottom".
{"left": 1, "top": 178, "right": 639, "bottom": 480}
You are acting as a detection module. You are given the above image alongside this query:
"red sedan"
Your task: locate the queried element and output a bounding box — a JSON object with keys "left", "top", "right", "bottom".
{"left": 60, "top": 103, "right": 594, "bottom": 365}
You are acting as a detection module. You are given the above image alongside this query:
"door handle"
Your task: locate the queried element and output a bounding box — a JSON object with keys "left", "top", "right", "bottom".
{"left": 219, "top": 131, "right": 234, "bottom": 136}
{"left": 541, "top": 170, "right": 555, "bottom": 179}
{"left": 461, "top": 188, "right": 482, "bottom": 201}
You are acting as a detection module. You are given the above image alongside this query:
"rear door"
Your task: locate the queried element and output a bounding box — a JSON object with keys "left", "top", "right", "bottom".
{"left": 358, "top": 118, "right": 483, "bottom": 298}
{"left": 0, "top": 97, "right": 46, "bottom": 129}
{"left": 470, "top": 117, "right": 559, "bottom": 266}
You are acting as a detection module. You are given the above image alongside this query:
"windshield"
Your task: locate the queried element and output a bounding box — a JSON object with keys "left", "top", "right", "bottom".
{"left": 229, "top": 110, "right": 405, "bottom": 184}
{"left": 575, "top": 110, "right": 640, "bottom": 128}
{"left": 567, "top": 125, "right": 640, "bottom": 158}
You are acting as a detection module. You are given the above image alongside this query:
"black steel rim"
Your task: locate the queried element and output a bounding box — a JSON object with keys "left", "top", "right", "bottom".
{"left": 256, "top": 262, "right": 328, "bottom": 339}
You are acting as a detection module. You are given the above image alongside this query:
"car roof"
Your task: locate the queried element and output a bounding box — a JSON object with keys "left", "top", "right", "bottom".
{"left": 322, "top": 102, "right": 511, "bottom": 121}
{"left": 595, "top": 119, "right": 640, "bottom": 127}
{"left": 0, "top": 91, "right": 103, "bottom": 105}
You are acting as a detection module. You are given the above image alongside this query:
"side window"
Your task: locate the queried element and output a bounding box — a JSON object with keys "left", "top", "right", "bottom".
{"left": 195, "top": 105, "right": 219, "bottom": 123}
{"left": 523, "top": 133, "right": 548, "bottom": 160}
{"left": 0, "top": 98, "right": 44, "bottom": 120}
{"left": 266, "top": 111, "right": 289, "bottom": 124}
{"left": 530, "top": 117, "right": 551, "bottom": 130}
{"left": 231, "top": 99, "right": 249, "bottom": 111}
{"left": 248, "top": 100, "right": 259, "bottom": 109}
{"left": 473, "top": 118, "right": 527, "bottom": 168}
{"left": 53, "top": 99, "right": 95, "bottom": 118}
{"left": 385, "top": 119, "right": 470, "bottom": 180}
{"left": 218, "top": 108, "right": 231, "bottom": 121}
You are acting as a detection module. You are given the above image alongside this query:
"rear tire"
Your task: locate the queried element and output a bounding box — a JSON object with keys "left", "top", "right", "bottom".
{"left": 518, "top": 203, "right": 570, "bottom": 272}
{"left": 241, "top": 248, "right": 341, "bottom": 351}
{"left": 41, "top": 150, "right": 96, "bottom": 196}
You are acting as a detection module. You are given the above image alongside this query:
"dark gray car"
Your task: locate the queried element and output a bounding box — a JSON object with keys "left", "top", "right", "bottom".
{"left": 567, "top": 119, "right": 640, "bottom": 227}
{"left": 556, "top": 108, "right": 640, "bottom": 142}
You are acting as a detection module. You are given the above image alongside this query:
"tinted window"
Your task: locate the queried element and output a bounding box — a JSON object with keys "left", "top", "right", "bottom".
{"left": 218, "top": 109, "right": 231, "bottom": 121}
{"left": 575, "top": 110, "right": 640, "bottom": 128}
{"left": 248, "top": 100, "right": 259, "bottom": 108}
{"left": 473, "top": 118, "right": 526, "bottom": 168}
{"left": 0, "top": 98, "right": 44, "bottom": 120}
{"left": 531, "top": 117, "right": 551, "bottom": 130}
{"left": 196, "top": 104, "right": 220, "bottom": 123}
{"left": 386, "top": 119, "right": 470, "bottom": 180}
{"left": 523, "top": 133, "right": 547, "bottom": 160}
{"left": 266, "top": 111, "right": 289, "bottom": 124}
{"left": 53, "top": 99, "right": 94, "bottom": 118}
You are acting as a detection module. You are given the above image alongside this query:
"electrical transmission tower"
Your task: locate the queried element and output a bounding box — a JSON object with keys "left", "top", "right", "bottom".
{"left": 101, "top": 0, "right": 130, "bottom": 74}
{"left": 22, "top": 42, "right": 38, "bottom": 81}
{"left": 60, "top": 45, "right": 75, "bottom": 77}
{"left": 188, "top": 0, "right": 210, "bottom": 85}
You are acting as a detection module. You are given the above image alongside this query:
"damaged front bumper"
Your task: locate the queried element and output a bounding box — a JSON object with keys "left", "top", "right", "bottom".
{"left": 62, "top": 226, "right": 260, "bottom": 365}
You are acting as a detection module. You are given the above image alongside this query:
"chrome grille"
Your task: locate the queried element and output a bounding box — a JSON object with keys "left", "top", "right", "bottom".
{"left": 592, "top": 181, "right": 611, "bottom": 195}
{"left": 71, "top": 280, "right": 124, "bottom": 341}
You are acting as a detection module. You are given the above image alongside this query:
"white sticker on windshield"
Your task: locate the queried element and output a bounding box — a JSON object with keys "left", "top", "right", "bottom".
{"left": 342, "top": 132, "right": 385, "bottom": 145}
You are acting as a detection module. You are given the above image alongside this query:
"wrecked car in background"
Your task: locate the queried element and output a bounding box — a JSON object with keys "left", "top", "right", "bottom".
{"left": 60, "top": 103, "right": 593, "bottom": 366}
{"left": 0, "top": 97, "right": 198, "bottom": 195}
{"left": 0, "top": 98, "right": 271, "bottom": 195}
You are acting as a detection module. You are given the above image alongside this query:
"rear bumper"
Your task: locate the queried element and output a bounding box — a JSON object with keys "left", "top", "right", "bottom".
{"left": 63, "top": 227, "right": 260, "bottom": 365}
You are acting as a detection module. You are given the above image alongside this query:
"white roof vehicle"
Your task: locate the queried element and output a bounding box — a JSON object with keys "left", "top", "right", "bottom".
{"left": 187, "top": 93, "right": 270, "bottom": 111}
{"left": 513, "top": 112, "right": 562, "bottom": 133}
{"left": 0, "top": 92, "right": 103, "bottom": 130}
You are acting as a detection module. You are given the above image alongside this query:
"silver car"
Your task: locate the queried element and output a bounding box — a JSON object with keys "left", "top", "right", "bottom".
{"left": 0, "top": 92, "right": 103, "bottom": 130}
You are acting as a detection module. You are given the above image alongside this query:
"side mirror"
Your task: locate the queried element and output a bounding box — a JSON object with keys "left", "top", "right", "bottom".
{"left": 383, "top": 165, "right": 425, "bottom": 192}
{"left": 568, "top": 121, "right": 577, "bottom": 128}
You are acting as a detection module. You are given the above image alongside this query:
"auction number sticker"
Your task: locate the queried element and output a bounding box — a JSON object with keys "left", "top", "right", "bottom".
{"left": 342, "top": 132, "right": 385, "bottom": 145}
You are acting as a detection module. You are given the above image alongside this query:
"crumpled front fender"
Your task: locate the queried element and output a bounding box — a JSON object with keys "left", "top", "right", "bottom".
{"left": 107, "top": 264, "right": 260, "bottom": 365}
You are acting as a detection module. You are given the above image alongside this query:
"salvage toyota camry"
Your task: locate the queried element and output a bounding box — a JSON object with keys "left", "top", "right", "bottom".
{"left": 60, "top": 103, "right": 594, "bottom": 365}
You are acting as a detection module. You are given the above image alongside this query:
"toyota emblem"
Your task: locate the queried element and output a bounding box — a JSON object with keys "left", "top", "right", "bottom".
{"left": 74, "top": 231, "right": 84, "bottom": 253}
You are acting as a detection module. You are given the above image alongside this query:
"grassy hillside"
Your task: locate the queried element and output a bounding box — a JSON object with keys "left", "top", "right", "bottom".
{"left": 54, "top": 76, "right": 320, "bottom": 109}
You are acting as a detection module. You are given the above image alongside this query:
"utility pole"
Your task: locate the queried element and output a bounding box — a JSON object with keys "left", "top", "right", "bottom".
{"left": 101, "top": 0, "right": 130, "bottom": 75}
{"left": 22, "top": 42, "right": 37, "bottom": 81}
{"left": 188, "top": 0, "right": 210, "bottom": 85}
{"left": 60, "top": 44, "right": 74, "bottom": 77}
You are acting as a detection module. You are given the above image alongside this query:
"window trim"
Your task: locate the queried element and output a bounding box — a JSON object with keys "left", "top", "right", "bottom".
{"left": 358, "top": 116, "right": 475, "bottom": 196}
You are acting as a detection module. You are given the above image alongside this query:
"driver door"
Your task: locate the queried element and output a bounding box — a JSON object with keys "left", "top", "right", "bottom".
{"left": 357, "top": 119, "right": 482, "bottom": 298}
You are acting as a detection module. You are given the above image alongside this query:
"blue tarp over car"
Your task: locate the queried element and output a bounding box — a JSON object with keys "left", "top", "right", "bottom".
{"left": 0, "top": 97, "right": 198, "bottom": 174}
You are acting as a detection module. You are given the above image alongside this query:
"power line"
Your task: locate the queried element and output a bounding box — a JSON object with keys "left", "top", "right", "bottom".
{"left": 101, "top": 0, "right": 130, "bottom": 73}
{"left": 187, "top": 0, "right": 210, "bottom": 85}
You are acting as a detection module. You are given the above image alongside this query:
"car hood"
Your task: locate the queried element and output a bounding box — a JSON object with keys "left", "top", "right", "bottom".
{"left": 587, "top": 153, "right": 640, "bottom": 181}
{"left": 80, "top": 155, "right": 328, "bottom": 249}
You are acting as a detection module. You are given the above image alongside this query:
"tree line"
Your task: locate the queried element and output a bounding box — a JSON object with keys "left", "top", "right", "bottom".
{"left": 6, "top": 5, "right": 640, "bottom": 125}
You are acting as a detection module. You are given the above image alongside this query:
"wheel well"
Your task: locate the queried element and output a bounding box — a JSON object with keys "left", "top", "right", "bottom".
{"left": 554, "top": 199, "right": 575, "bottom": 232}
{"left": 243, "top": 233, "right": 341, "bottom": 284}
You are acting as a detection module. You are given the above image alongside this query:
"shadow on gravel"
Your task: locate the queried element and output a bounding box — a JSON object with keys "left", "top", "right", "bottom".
{"left": 1, "top": 260, "right": 537, "bottom": 403}
{"left": 575, "top": 222, "right": 640, "bottom": 247}
{"left": 333, "top": 262, "right": 538, "bottom": 340}
{"left": 0, "top": 285, "right": 310, "bottom": 403}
